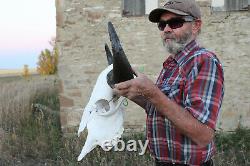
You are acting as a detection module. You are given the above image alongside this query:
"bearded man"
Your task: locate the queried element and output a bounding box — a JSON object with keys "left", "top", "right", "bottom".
{"left": 114, "top": 0, "right": 224, "bottom": 166}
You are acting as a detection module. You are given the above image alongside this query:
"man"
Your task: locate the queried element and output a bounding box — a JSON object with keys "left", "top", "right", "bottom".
{"left": 114, "top": 0, "right": 224, "bottom": 166}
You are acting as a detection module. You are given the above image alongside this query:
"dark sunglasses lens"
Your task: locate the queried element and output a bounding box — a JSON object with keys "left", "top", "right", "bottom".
{"left": 168, "top": 22, "right": 184, "bottom": 29}
{"left": 158, "top": 18, "right": 185, "bottom": 31}
{"left": 168, "top": 19, "right": 184, "bottom": 29}
{"left": 158, "top": 21, "right": 166, "bottom": 31}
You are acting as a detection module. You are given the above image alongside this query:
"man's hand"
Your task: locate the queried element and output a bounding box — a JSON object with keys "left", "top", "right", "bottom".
{"left": 113, "top": 70, "right": 157, "bottom": 109}
{"left": 113, "top": 70, "right": 156, "bottom": 100}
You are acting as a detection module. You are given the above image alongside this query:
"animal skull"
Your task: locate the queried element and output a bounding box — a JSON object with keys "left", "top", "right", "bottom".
{"left": 77, "top": 22, "right": 134, "bottom": 161}
{"left": 77, "top": 64, "right": 126, "bottom": 161}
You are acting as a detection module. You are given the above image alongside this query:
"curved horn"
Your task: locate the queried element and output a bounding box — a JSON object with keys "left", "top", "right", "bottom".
{"left": 105, "top": 43, "right": 113, "bottom": 65}
{"left": 108, "top": 22, "right": 134, "bottom": 84}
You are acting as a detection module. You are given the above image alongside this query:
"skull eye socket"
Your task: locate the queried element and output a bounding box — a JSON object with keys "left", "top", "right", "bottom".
{"left": 96, "top": 99, "right": 110, "bottom": 112}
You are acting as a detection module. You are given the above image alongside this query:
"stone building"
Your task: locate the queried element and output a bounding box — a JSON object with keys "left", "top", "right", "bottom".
{"left": 56, "top": 0, "right": 250, "bottom": 134}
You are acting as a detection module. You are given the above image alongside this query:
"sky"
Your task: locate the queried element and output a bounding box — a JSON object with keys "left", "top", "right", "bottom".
{"left": 0, "top": 0, "right": 56, "bottom": 69}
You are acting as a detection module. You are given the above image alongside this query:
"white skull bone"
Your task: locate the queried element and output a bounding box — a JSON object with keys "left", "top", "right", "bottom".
{"left": 77, "top": 64, "right": 126, "bottom": 161}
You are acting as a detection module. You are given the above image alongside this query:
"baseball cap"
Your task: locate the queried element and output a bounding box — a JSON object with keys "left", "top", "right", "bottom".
{"left": 149, "top": 0, "right": 201, "bottom": 23}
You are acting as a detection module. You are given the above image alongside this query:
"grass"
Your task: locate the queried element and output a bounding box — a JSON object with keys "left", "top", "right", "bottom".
{"left": 0, "top": 68, "right": 37, "bottom": 75}
{"left": 214, "top": 127, "right": 250, "bottom": 166}
{"left": 0, "top": 75, "right": 250, "bottom": 166}
{"left": 0, "top": 75, "right": 60, "bottom": 165}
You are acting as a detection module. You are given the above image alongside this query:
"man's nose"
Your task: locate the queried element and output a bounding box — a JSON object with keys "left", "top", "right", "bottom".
{"left": 163, "top": 24, "right": 172, "bottom": 32}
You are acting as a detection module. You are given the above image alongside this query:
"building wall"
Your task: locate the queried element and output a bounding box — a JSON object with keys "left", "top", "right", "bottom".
{"left": 56, "top": 0, "right": 250, "bottom": 133}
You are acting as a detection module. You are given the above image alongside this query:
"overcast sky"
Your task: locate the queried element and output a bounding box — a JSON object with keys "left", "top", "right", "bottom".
{"left": 0, "top": 0, "right": 56, "bottom": 69}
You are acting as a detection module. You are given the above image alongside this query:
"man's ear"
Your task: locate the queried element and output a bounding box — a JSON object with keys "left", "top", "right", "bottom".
{"left": 192, "top": 20, "right": 202, "bottom": 35}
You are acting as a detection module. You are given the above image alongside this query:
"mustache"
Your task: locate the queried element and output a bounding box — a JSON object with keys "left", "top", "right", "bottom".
{"left": 162, "top": 32, "right": 175, "bottom": 40}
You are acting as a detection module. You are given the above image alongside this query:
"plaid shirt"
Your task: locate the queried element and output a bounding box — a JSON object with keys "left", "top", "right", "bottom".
{"left": 146, "top": 40, "right": 224, "bottom": 166}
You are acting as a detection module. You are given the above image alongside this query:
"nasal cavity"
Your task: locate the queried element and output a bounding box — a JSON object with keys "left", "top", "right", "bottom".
{"left": 95, "top": 99, "right": 110, "bottom": 112}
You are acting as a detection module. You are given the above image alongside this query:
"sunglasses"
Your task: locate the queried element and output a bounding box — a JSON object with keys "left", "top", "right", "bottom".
{"left": 157, "top": 16, "right": 194, "bottom": 31}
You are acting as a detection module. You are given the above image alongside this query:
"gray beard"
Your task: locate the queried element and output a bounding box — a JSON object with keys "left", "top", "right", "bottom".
{"left": 162, "top": 30, "right": 193, "bottom": 55}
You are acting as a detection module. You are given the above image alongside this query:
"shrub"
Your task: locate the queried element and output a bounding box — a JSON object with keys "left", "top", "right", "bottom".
{"left": 37, "top": 47, "right": 58, "bottom": 75}
{"left": 22, "top": 64, "right": 30, "bottom": 78}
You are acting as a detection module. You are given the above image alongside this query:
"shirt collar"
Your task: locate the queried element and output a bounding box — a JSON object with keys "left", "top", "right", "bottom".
{"left": 173, "top": 40, "right": 200, "bottom": 65}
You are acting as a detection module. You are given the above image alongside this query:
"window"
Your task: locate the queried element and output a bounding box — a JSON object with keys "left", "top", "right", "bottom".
{"left": 212, "top": 0, "right": 249, "bottom": 11}
{"left": 122, "top": 0, "right": 158, "bottom": 16}
{"left": 224, "top": 0, "right": 248, "bottom": 11}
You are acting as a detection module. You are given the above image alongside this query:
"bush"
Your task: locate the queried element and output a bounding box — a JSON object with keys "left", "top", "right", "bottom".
{"left": 0, "top": 76, "right": 61, "bottom": 165}
{"left": 214, "top": 127, "right": 250, "bottom": 166}
{"left": 22, "top": 64, "right": 30, "bottom": 78}
{"left": 37, "top": 47, "right": 58, "bottom": 75}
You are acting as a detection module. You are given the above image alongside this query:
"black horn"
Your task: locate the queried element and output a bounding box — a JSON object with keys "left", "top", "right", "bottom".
{"left": 108, "top": 22, "right": 134, "bottom": 84}
{"left": 105, "top": 43, "right": 113, "bottom": 65}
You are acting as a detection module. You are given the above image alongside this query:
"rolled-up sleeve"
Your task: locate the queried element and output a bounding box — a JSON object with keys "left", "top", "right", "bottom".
{"left": 184, "top": 57, "right": 224, "bottom": 129}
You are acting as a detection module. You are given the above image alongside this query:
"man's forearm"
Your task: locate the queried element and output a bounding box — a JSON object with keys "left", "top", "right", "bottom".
{"left": 149, "top": 87, "right": 214, "bottom": 147}
{"left": 131, "top": 96, "right": 148, "bottom": 109}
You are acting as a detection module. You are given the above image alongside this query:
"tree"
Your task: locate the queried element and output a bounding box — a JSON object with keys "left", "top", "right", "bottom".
{"left": 22, "top": 64, "right": 30, "bottom": 78}
{"left": 37, "top": 38, "right": 58, "bottom": 75}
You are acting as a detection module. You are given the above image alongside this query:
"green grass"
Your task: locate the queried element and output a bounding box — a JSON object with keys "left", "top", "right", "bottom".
{"left": 214, "top": 127, "right": 250, "bottom": 166}
{"left": 1, "top": 87, "right": 62, "bottom": 164}
{"left": 0, "top": 77, "right": 250, "bottom": 166}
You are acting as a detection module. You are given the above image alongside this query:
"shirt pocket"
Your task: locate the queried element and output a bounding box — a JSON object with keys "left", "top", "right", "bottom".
{"left": 168, "top": 83, "right": 181, "bottom": 98}
{"left": 165, "top": 75, "right": 186, "bottom": 104}
{"left": 160, "top": 81, "right": 172, "bottom": 96}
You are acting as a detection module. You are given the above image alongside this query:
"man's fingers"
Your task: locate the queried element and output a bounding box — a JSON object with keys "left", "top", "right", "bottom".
{"left": 113, "top": 88, "right": 128, "bottom": 96}
{"left": 114, "top": 81, "right": 131, "bottom": 90}
{"left": 113, "top": 89, "right": 136, "bottom": 100}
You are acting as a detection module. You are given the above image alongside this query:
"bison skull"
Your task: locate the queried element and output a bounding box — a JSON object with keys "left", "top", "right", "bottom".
{"left": 77, "top": 64, "right": 126, "bottom": 161}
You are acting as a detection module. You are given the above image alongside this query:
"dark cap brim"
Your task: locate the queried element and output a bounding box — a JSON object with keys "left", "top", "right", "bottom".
{"left": 149, "top": 8, "right": 189, "bottom": 23}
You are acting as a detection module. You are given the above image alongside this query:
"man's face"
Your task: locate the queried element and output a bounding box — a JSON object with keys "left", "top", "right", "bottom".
{"left": 159, "top": 12, "right": 194, "bottom": 55}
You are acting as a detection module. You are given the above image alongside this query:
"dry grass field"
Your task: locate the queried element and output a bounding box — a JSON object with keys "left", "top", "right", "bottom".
{"left": 0, "top": 75, "right": 249, "bottom": 166}
{"left": 0, "top": 75, "right": 61, "bottom": 165}
{"left": 0, "top": 68, "right": 37, "bottom": 77}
